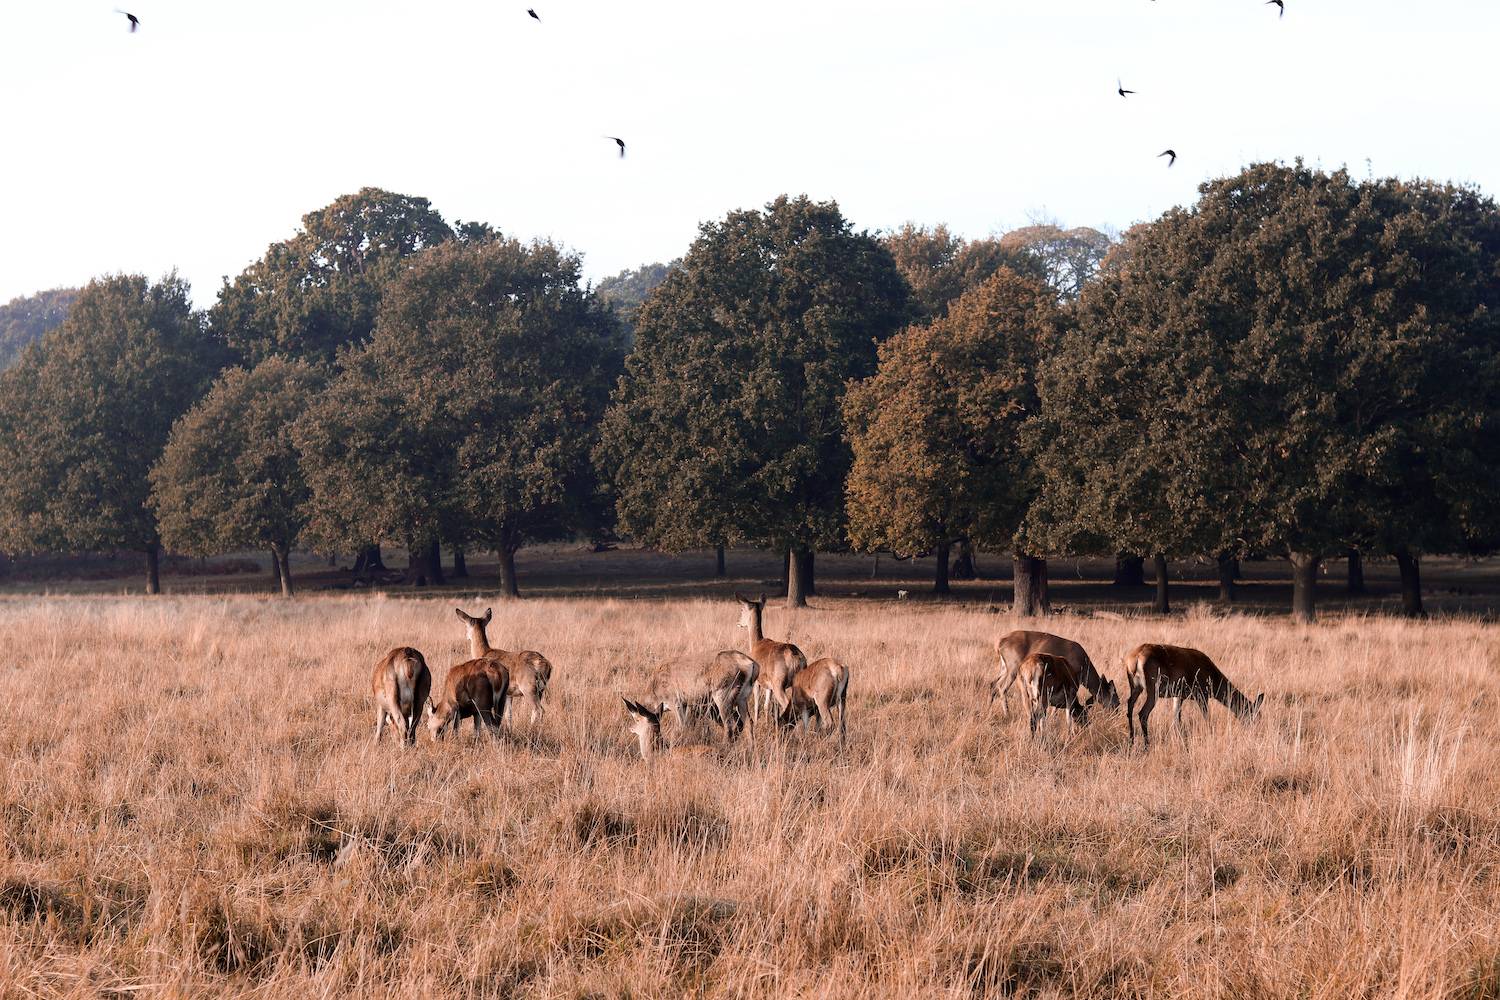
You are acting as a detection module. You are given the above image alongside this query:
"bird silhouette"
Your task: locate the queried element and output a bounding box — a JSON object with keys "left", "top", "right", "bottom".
{"left": 1159, "top": 149, "right": 1177, "bottom": 167}
{"left": 1118, "top": 78, "right": 1135, "bottom": 98}
{"left": 116, "top": 9, "right": 139, "bottom": 31}
{"left": 605, "top": 136, "right": 626, "bottom": 158}
{"left": 527, "top": 8, "right": 540, "bottom": 20}
{"left": 1266, "top": 0, "right": 1284, "bottom": 16}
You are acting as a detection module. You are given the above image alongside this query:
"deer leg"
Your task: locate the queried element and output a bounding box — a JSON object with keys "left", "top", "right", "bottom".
{"left": 1173, "top": 697, "right": 1188, "bottom": 742}
{"left": 733, "top": 683, "right": 752, "bottom": 740}
{"left": 1126, "top": 683, "right": 1140, "bottom": 746}
{"left": 1138, "top": 687, "right": 1157, "bottom": 748}
{"left": 711, "top": 689, "right": 737, "bottom": 742}
{"left": 374, "top": 706, "right": 388, "bottom": 744}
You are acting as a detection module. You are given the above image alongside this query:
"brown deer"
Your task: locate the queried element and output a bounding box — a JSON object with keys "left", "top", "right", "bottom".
{"left": 426, "top": 658, "right": 505, "bottom": 740}
{"left": 991, "top": 630, "right": 1120, "bottom": 716}
{"left": 620, "top": 699, "right": 720, "bottom": 762}
{"left": 780, "top": 657, "right": 850, "bottom": 745}
{"left": 735, "top": 592, "right": 806, "bottom": 725}
{"left": 1123, "top": 643, "right": 1264, "bottom": 747}
{"left": 371, "top": 647, "right": 432, "bottom": 746}
{"left": 454, "top": 607, "right": 553, "bottom": 726}
{"left": 626, "top": 649, "right": 758, "bottom": 753}
{"left": 1018, "top": 652, "right": 1091, "bottom": 737}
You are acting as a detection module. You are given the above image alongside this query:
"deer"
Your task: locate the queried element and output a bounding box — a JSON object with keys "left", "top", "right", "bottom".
{"left": 1018, "top": 652, "right": 1091, "bottom": 737}
{"left": 454, "top": 607, "right": 553, "bottom": 727}
{"left": 371, "top": 647, "right": 432, "bottom": 746}
{"left": 735, "top": 592, "right": 806, "bottom": 726}
{"left": 991, "top": 630, "right": 1120, "bottom": 717}
{"left": 779, "top": 657, "right": 850, "bottom": 746}
{"left": 426, "top": 658, "right": 506, "bottom": 741}
{"left": 621, "top": 698, "right": 721, "bottom": 762}
{"left": 624, "top": 650, "right": 758, "bottom": 756}
{"left": 1123, "top": 643, "right": 1264, "bottom": 748}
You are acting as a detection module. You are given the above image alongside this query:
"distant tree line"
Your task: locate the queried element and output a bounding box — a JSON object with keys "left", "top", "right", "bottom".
{"left": 0, "top": 163, "right": 1495, "bottom": 620}
{"left": 0, "top": 287, "right": 78, "bottom": 370}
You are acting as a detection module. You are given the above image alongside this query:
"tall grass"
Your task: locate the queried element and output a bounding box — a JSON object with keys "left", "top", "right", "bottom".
{"left": 1, "top": 594, "right": 1497, "bottom": 997}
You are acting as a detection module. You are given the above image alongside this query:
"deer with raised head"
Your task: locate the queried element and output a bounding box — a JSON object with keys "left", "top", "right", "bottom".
{"left": 372, "top": 647, "right": 432, "bottom": 746}
{"left": 780, "top": 657, "right": 850, "bottom": 746}
{"left": 1018, "top": 652, "right": 1091, "bottom": 737}
{"left": 454, "top": 607, "right": 553, "bottom": 727}
{"left": 625, "top": 649, "right": 757, "bottom": 756}
{"left": 991, "top": 630, "right": 1120, "bottom": 717}
{"left": 621, "top": 699, "right": 722, "bottom": 762}
{"left": 1123, "top": 643, "right": 1264, "bottom": 747}
{"left": 426, "top": 658, "right": 506, "bottom": 740}
{"left": 735, "top": 592, "right": 806, "bottom": 725}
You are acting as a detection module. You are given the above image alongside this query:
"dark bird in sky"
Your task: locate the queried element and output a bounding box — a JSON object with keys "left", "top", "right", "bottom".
{"left": 116, "top": 9, "right": 139, "bottom": 31}
{"left": 1159, "top": 149, "right": 1177, "bottom": 167}
{"left": 1267, "top": 0, "right": 1284, "bottom": 16}
{"left": 606, "top": 136, "right": 626, "bottom": 158}
{"left": 1118, "top": 78, "right": 1135, "bottom": 97}
{"left": 528, "top": 8, "right": 539, "bottom": 20}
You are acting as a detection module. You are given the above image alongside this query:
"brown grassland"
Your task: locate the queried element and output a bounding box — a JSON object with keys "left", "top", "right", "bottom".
{"left": 2, "top": 581, "right": 1500, "bottom": 997}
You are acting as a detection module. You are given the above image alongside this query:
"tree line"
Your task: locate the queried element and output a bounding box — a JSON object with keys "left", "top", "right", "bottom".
{"left": 0, "top": 164, "right": 1494, "bottom": 621}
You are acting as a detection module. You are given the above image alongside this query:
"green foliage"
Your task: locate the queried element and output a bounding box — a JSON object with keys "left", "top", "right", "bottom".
{"left": 595, "top": 260, "right": 678, "bottom": 344}
{"left": 598, "top": 195, "right": 909, "bottom": 554}
{"left": 211, "top": 188, "right": 453, "bottom": 365}
{"left": 0, "top": 288, "right": 78, "bottom": 371}
{"left": 883, "top": 223, "right": 1046, "bottom": 324}
{"left": 294, "top": 237, "right": 622, "bottom": 564}
{"left": 0, "top": 274, "right": 222, "bottom": 557}
{"left": 844, "top": 268, "right": 1060, "bottom": 557}
{"left": 149, "top": 357, "right": 323, "bottom": 558}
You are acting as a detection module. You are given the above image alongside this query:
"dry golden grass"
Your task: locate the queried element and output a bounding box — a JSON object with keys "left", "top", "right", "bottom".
{"left": 2, "top": 593, "right": 1499, "bottom": 998}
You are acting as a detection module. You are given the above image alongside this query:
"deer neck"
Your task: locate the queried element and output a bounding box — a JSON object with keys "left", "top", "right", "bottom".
{"left": 1218, "top": 681, "right": 1255, "bottom": 717}
{"left": 467, "top": 626, "right": 492, "bottom": 660}
{"left": 747, "top": 607, "right": 765, "bottom": 647}
{"left": 635, "top": 728, "right": 661, "bottom": 761}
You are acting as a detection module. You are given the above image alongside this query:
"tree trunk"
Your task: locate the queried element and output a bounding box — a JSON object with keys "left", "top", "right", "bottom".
{"left": 1113, "top": 554, "right": 1145, "bottom": 587}
{"left": 1151, "top": 553, "right": 1170, "bottom": 614}
{"left": 496, "top": 546, "right": 520, "bottom": 599}
{"left": 1395, "top": 546, "right": 1424, "bottom": 618}
{"left": 353, "top": 543, "right": 386, "bottom": 577}
{"left": 780, "top": 550, "right": 790, "bottom": 595}
{"left": 144, "top": 544, "right": 161, "bottom": 596}
{"left": 952, "top": 539, "right": 976, "bottom": 580}
{"left": 270, "top": 549, "right": 283, "bottom": 592}
{"left": 452, "top": 546, "right": 468, "bottom": 578}
{"left": 1346, "top": 548, "right": 1365, "bottom": 595}
{"left": 715, "top": 544, "right": 726, "bottom": 578}
{"left": 1289, "top": 551, "right": 1320, "bottom": 623}
{"left": 426, "top": 539, "right": 445, "bottom": 587}
{"left": 1012, "top": 553, "right": 1050, "bottom": 616}
{"left": 786, "top": 547, "right": 811, "bottom": 608}
{"left": 802, "top": 550, "right": 816, "bottom": 596}
{"left": 1216, "top": 551, "right": 1237, "bottom": 603}
{"left": 273, "top": 545, "right": 294, "bottom": 598}
{"left": 934, "top": 540, "right": 951, "bottom": 595}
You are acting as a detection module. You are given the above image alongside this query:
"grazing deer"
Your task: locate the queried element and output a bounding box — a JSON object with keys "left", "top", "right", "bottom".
{"left": 780, "top": 657, "right": 850, "bottom": 745}
{"left": 426, "top": 658, "right": 505, "bottom": 740}
{"left": 1123, "top": 643, "right": 1264, "bottom": 747}
{"left": 454, "top": 607, "right": 553, "bottom": 726}
{"left": 372, "top": 647, "right": 432, "bottom": 746}
{"left": 991, "top": 630, "right": 1120, "bottom": 717}
{"left": 735, "top": 592, "right": 806, "bottom": 725}
{"left": 1019, "top": 652, "right": 1090, "bottom": 737}
{"left": 629, "top": 650, "right": 758, "bottom": 747}
{"left": 621, "top": 698, "right": 720, "bottom": 762}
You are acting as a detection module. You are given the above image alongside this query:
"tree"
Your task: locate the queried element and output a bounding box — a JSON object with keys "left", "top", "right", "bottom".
{"left": 210, "top": 188, "right": 452, "bottom": 365}
{"left": 296, "top": 236, "right": 622, "bottom": 598}
{"left": 883, "top": 223, "right": 1045, "bottom": 324}
{"left": 0, "top": 287, "right": 78, "bottom": 370}
{"left": 0, "top": 274, "right": 222, "bottom": 593}
{"left": 149, "top": 358, "right": 323, "bottom": 596}
{"left": 844, "top": 269, "right": 1060, "bottom": 603}
{"left": 598, "top": 195, "right": 909, "bottom": 607}
{"left": 998, "top": 222, "right": 1115, "bottom": 301}
{"left": 595, "top": 260, "right": 678, "bottom": 345}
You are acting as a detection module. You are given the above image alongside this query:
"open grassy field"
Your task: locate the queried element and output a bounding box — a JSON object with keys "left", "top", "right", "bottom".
{"left": 2, "top": 593, "right": 1499, "bottom": 998}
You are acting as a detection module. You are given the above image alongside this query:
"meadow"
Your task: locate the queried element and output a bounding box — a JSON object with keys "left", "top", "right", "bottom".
{"left": 2, "top": 589, "right": 1499, "bottom": 998}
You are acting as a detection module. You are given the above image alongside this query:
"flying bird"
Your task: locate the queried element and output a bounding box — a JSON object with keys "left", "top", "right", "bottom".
{"left": 1159, "top": 149, "right": 1177, "bottom": 167}
{"left": 116, "top": 9, "right": 139, "bottom": 31}
{"left": 605, "top": 136, "right": 626, "bottom": 158}
{"left": 527, "top": 8, "right": 540, "bottom": 20}
{"left": 1266, "top": 0, "right": 1284, "bottom": 16}
{"left": 1118, "top": 78, "right": 1135, "bottom": 98}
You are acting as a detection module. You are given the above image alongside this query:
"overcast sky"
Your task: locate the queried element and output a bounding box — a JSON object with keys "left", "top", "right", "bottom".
{"left": 2, "top": 0, "right": 1496, "bottom": 306}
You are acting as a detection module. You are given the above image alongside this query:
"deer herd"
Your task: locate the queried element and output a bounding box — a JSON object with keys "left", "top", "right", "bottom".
{"left": 371, "top": 594, "right": 1264, "bottom": 760}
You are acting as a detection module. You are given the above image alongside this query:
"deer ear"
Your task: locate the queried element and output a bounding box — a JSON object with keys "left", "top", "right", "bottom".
{"left": 454, "top": 608, "right": 466, "bottom": 622}
{"left": 483, "top": 608, "right": 493, "bottom": 624}
{"left": 622, "top": 697, "right": 641, "bottom": 717}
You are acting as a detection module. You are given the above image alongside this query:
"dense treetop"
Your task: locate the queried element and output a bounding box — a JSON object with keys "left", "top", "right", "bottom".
{"left": 0, "top": 287, "right": 78, "bottom": 370}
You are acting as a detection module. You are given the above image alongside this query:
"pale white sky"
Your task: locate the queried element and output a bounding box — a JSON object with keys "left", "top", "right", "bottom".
{"left": 2, "top": 0, "right": 1496, "bottom": 306}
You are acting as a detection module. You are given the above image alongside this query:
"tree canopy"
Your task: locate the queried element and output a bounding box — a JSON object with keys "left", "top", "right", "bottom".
{"left": 882, "top": 223, "right": 1045, "bottom": 324}
{"left": 0, "top": 287, "right": 78, "bottom": 371}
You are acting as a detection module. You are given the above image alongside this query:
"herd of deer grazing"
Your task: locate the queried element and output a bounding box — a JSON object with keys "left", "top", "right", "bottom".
{"left": 371, "top": 593, "right": 1267, "bottom": 760}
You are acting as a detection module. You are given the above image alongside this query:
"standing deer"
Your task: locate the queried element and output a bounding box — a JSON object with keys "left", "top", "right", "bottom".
{"left": 625, "top": 649, "right": 757, "bottom": 754}
{"left": 780, "top": 657, "right": 850, "bottom": 746}
{"left": 454, "top": 607, "right": 553, "bottom": 727}
{"left": 1123, "top": 643, "right": 1264, "bottom": 747}
{"left": 1018, "top": 652, "right": 1090, "bottom": 737}
{"left": 735, "top": 592, "right": 806, "bottom": 725}
{"left": 991, "top": 630, "right": 1120, "bottom": 716}
{"left": 371, "top": 647, "right": 432, "bottom": 746}
{"left": 426, "top": 658, "right": 505, "bottom": 740}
